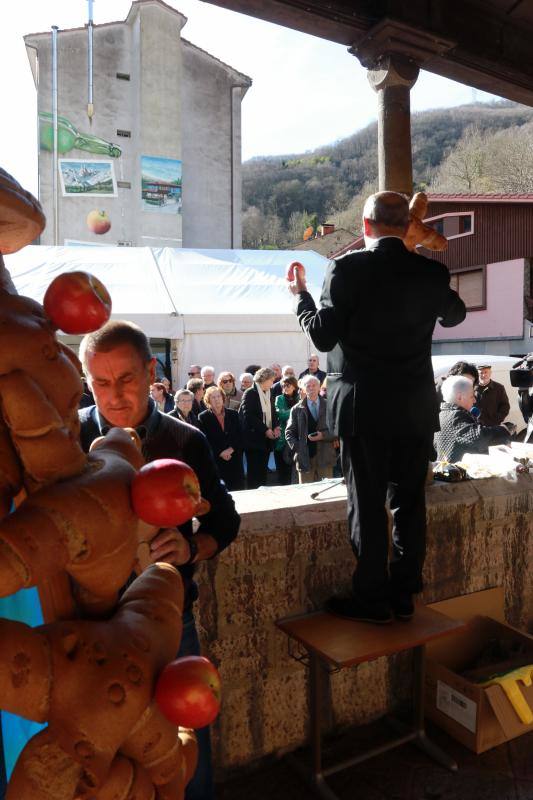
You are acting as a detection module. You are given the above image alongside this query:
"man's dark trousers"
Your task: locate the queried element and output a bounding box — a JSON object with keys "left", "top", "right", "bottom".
{"left": 341, "top": 433, "right": 431, "bottom": 604}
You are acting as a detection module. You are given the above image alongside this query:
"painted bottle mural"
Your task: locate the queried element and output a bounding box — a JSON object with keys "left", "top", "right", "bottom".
{"left": 39, "top": 111, "right": 121, "bottom": 158}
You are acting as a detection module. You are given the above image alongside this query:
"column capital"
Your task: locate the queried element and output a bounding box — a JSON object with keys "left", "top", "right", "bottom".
{"left": 367, "top": 54, "right": 419, "bottom": 93}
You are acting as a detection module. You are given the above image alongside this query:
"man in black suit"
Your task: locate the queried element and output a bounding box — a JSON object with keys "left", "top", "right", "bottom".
{"left": 289, "top": 191, "right": 466, "bottom": 624}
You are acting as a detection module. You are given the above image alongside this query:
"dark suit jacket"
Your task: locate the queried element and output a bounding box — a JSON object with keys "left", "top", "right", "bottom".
{"left": 271, "top": 381, "right": 283, "bottom": 399}
{"left": 295, "top": 237, "right": 466, "bottom": 437}
{"left": 198, "top": 408, "right": 243, "bottom": 459}
{"left": 238, "top": 384, "right": 279, "bottom": 451}
{"left": 198, "top": 408, "right": 244, "bottom": 488}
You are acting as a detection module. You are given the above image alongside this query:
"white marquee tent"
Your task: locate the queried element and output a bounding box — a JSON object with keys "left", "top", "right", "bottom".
{"left": 5, "top": 246, "right": 330, "bottom": 384}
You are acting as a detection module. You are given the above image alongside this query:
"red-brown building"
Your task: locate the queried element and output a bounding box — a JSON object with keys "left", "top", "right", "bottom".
{"left": 425, "top": 195, "right": 533, "bottom": 356}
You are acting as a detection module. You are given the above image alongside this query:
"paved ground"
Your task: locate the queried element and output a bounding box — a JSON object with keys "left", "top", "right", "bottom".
{"left": 217, "top": 719, "right": 533, "bottom": 800}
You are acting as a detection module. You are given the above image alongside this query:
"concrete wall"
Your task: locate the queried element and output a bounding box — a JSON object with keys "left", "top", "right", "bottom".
{"left": 181, "top": 44, "right": 245, "bottom": 248}
{"left": 24, "top": 0, "right": 250, "bottom": 249}
{"left": 194, "top": 478, "right": 533, "bottom": 775}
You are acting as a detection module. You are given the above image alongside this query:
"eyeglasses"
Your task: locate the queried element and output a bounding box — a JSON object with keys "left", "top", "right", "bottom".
{"left": 188, "top": 372, "right": 199, "bottom": 376}
{"left": 221, "top": 378, "right": 234, "bottom": 384}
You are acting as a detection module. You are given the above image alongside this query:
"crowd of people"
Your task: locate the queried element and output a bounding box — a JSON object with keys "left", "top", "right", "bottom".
{"left": 148, "top": 354, "right": 340, "bottom": 490}
{"left": 82, "top": 351, "right": 517, "bottom": 495}
{"left": 143, "top": 354, "right": 516, "bottom": 492}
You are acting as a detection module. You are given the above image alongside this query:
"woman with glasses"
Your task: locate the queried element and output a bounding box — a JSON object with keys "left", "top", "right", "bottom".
{"left": 274, "top": 375, "right": 299, "bottom": 484}
{"left": 199, "top": 386, "right": 244, "bottom": 491}
{"left": 217, "top": 371, "right": 242, "bottom": 411}
{"left": 169, "top": 388, "right": 200, "bottom": 428}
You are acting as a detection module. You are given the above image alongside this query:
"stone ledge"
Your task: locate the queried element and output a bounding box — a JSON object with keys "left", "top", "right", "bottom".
{"left": 196, "top": 476, "right": 533, "bottom": 773}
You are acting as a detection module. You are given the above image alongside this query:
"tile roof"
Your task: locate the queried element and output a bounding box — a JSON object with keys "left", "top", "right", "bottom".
{"left": 428, "top": 193, "right": 533, "bottom": 203}
{"left": 292, "top": 228, "right": 357, "bottom": 258}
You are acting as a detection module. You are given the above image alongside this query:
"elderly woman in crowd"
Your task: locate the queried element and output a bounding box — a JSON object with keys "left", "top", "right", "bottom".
{"left": 169, "top": 388, "right": 199, "bottom": 427}
{"left": 199, "top": 386, "right": 244, "bottom": 491}
{"left": 286, "top": 374, "right": 337, "bottom": 483}
{"left": 239, "top": 367, "right": 280, "bottom": 489}
{"left": 239, "top": 372, "right": 254, "bottom": 392}
{"left": 218, "top": 371, "right": 243, "bottom": 411}
{"left": 434, "top": 375, "right": 511, "bottom": 462}
{"left": 274, "top": 375, "right": 299, "bottom": 484}
{"left": 150, "top": 381, "right": 174, "bottom": 413}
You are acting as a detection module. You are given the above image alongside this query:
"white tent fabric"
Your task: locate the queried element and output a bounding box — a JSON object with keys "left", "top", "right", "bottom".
{"left": 5, "top": 246, "right": 330, "bottom": 383}
{"left": 5, "top": 246, "right": 183, "bottom": 338}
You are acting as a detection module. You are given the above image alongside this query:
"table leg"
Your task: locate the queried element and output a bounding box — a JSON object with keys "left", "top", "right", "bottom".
{"left": 286, "top": 651, "right": 340, "bottom": 800}
{"left": 412, "top": 644, "right": 458, "bottom": 772}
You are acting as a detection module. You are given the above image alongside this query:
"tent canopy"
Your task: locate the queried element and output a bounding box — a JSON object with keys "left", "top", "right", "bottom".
{"left": 5, "top": 246, "right": 329, "bottom": 339}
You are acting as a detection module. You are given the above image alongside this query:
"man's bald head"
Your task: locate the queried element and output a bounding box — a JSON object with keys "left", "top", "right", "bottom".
{"left": 363, "top": 191, "right": 409, "bottom": 237}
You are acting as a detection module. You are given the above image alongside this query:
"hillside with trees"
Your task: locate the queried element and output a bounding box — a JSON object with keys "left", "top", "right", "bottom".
{"left": 242, "top": 101, "right": 533, "bottom": 248}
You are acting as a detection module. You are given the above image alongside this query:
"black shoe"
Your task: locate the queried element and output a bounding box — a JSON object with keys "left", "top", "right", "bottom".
{"left": 391, "top": 591, "right": 415, "bottom": 621}
{"left": 325, "top": 595, "right": 393, "bottom": 625}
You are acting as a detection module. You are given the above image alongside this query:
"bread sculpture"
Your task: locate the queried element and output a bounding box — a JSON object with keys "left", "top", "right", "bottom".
{"left": 3, "top": 564, "right": 197, "bottom": 800}
{"left": 0, "top": 427, "right": 144, "bottom": 613}
{"left": 404, "top": 191, "right": 448, "bottom": 253}
{"left": 0, "top": 168, "right": 198, "bottom": 798}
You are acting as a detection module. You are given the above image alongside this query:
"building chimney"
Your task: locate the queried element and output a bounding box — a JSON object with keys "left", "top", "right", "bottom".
{"left": 320, "top": 223, "right": 335, "bottom": 236}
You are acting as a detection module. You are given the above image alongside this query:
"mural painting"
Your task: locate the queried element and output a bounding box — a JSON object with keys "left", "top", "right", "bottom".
{"left": 141, "top": 155, "right": 182, "bottom": 214}
{"left": 39, "top": 111, "right": 121, "bottom": 157}
{"left": 58, "top": 159, "right": 117, "bottom": 197}
{"left": 86, "top": 209, "right": 111, "bottom": 234}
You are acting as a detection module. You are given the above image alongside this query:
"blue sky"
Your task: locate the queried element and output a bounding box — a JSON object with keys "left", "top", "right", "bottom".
{"left": 0, "top": 0, "right": 498, "bottom": 194}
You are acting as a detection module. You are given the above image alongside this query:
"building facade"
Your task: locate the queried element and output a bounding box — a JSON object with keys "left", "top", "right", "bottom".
{"left": 24, "top": 0, "right": 251, "bottom": 248}
{"left": 426, "top": 195, "right": 533, "bottom": 357}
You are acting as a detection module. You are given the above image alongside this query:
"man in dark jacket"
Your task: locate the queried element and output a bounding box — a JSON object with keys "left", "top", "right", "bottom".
{"left": 435, "top": 375, "right": 511, "bottom": 462}
{"left": 298, "top": 353, "right": 326, "bottom": 384}
{"left": 475, "top": 364, "right": 510, "bottom": 426}
{"left": 78, "top": 320, "right": 240, "bottom": 800}
{"left": 288, "top": 191, "right": 466, "bottom": 624}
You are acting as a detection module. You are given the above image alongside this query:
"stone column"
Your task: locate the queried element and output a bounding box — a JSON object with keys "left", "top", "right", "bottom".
{"left": 367, "top": 55, "right": 419, "bottom": 195}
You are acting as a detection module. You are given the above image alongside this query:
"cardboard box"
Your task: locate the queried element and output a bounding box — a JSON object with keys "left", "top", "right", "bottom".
{"left": 425, "top": 588, "right": 533, "bottom": 753}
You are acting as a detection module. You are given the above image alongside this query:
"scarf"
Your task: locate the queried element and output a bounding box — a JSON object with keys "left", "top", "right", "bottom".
{"left": 256, "top": 382, "right": 272, "bottom": 429}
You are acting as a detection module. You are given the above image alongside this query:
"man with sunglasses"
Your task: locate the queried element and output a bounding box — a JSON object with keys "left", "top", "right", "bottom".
{"left": 184, "top": 364, "right": 201, "bottom": 386}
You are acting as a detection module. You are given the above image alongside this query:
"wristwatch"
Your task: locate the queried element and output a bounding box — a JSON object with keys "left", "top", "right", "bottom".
{"left": 186, "top": 536, "right": 199, "bottom": 565}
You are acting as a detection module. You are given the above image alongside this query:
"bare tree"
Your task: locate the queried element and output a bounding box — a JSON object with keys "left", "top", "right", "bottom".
{"left": 432, "top": 126, "right": 490, "bottom": 192}
{"left": 330, "top": 180, "right": 377, "bottom": 234}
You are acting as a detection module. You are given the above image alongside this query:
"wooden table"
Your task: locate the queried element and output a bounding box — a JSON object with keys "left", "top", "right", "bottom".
{"left": 276, "top": 605, "right": 467, "bottom": 800}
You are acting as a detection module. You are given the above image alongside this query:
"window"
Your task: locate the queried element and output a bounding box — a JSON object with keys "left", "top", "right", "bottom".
{"left": 426, "top": 212, "right": 474, "bottom": 240}
{"left": 449, "top": 266, "right": 486, "bottom": 310}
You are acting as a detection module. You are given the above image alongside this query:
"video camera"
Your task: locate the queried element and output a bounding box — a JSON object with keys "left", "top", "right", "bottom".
{"left": 510, "top": 353, "right": 533, "bottom": 389}
{"left": 510, "top": 354, "right": 533, "bottom": 436}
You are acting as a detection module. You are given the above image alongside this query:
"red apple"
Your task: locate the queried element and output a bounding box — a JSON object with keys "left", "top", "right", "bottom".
{"left": 286, "top": 260, "right": 306, "bottom": 282}
{"left": 43, "top": 271, "right": 112, "bottom": 334}
{"left": 87, "top": 208, "right": 111, "bottom": 235}
{"left": 131, "top": 459, "right": 204, "bottom": 527}
{"left": 155, "top": 656, "right": 221, "bottom": 729}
